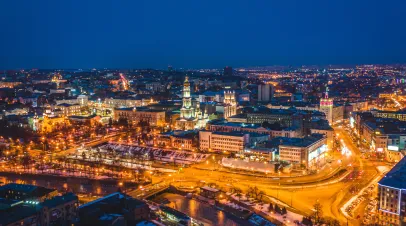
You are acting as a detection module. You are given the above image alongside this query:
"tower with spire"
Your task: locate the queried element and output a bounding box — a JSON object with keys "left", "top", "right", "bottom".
{"left": 180, "top": 76, "right": 194, "bottom": 119}
{"left": 176, "top": 76, "right": 208, "bottom": 130}
{"left": 319, "top": 85, "right": 333, "bottom": 125}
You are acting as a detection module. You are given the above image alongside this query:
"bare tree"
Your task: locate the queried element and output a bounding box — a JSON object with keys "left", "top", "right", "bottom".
{"left": 311, "top": 201, "right": 323, "bottom": 224}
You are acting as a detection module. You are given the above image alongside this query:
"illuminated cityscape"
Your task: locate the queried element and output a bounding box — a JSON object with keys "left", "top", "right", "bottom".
{"left": 1, "top": 1, "right": 406, "bottom": 226}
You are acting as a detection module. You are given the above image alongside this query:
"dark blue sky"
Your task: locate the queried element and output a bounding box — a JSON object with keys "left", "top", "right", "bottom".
{"left": 0, "top": 0, "right": 405, "bottom": 69}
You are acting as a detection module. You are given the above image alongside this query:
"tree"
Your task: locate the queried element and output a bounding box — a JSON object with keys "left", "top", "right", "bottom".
{"left": 252, "top": 186, "right": 260, "bottom": 199}
{"left": 322, "top": 217, "right": 340, "bottom": 226}
{"left": 274, "top": 204, "right": 282, "bottom": 214}
{"left": 258, "top": 191, "right": 265, "bottom": 202}
{"left": 20, "top": 152, "right": 32, "bottom": 171}
{"left": 117, "top": 117, "right": 129, "bottom": 127}
{"left": 268, "top": 203, "right": 274, "bottom": 212}
{"left": 301, "top": 217, "right": 313, "bottom": 226}
{"left": 235, "top": 193, "right": 242, "bottom": 201}
{"left": 311, "top": 201, "right": 323, "bottom": 224}
{"left": 281, "top": 207, "right": 287, "bottom": 215}
{"left": 235, "top": 188, "right": 242, "bottom": 201}
{"left": 81, "top": 152, "right": 87, "bottom": 161}
{"left": 247, "top": 187, "right": 254, "bottom": 198}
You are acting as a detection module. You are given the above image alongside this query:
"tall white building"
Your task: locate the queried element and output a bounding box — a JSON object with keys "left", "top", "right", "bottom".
{"left": 319, "top": 86, "right": 333, "bottom": 125}
{"left": 258, "top": 84, "right": 274, "bottom": 102}
{"left": 176, "top": 77, "right": 208, "bottom": 130}
{"left": 223, "top": 90, "right": 237, "bottom": 119}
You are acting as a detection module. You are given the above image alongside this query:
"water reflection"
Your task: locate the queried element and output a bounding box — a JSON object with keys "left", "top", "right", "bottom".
{"left": 0, "top": 175, "right": 120, "bottom": 195}
{"left": 155, "top": 193, "right": 248, "bottom": 226}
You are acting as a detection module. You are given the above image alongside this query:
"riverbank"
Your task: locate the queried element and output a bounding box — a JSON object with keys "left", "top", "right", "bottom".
{"left": 0, "top": 171, "right": 140, "bottom": 186}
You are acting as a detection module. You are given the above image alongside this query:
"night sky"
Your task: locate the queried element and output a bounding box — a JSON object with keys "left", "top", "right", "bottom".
{"left": 0, "top": 0, "right": 405, "bottom": 69}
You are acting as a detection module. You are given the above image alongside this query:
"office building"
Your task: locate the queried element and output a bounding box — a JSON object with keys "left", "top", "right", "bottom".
{"left": 199, "top": 131, "right": 249, "bottom": 153}
{"left": 79, "top": 192, "right": 150, "bottom": 226}
{"left": 258, "top": 84, "right": 274, "bottom": 102}
{"left": 223, "top": 66, "right": 233, "bottom": 76}
{"left": 114, "top": 107, "right": 166, "bottom": 126}
{"left": 319, "top": 86, "right": 333, "bottom": 125}
{"left": 377, "top": 157, "right": 406, "bottom": 225}
{"left": 266, "top": 134, "right": 327, "bottom": 169}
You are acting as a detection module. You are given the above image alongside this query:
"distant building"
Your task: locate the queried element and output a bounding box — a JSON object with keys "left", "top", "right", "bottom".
{"left": 310, "top": 119, "right": 334, "bottom": 150}
{"left": 223, "top": 66, "right": 233, "bottom": 76}
{"left": 258, "top": 84, "right": 274, "bottom": 102}
{"left": 105, "top": 96, "right": 142, "bottom": 108}
{"left": 319, "top": 86, "right": 333, "bottom": 125}
{"left": 223, "top": 90, "right": 237, "bottom": 119}
{"left": 156, "top": 130, "right": 197, "bottom": 151}
{"left": 56, "top": 103, "right": 81, "bottom": 117}
{"left": 199, "top": 130, "right": 249, "bottom": 153}
{"left": 208, "top": 121, "right": 299, "bottom": 138}
{"left": 114, "top": 107, "right": 165, "bottom": 126}
{"left": 372, "top": 109, "right": 406, "bottom": 122}
{"left": 146, "top": 82, "right": 165, "bottom": 93}
{"left": 227, "top": 114, "right": 248, "bottom": 123}
{"left": 379, "top": 93, "right": 392, "bottom": 99}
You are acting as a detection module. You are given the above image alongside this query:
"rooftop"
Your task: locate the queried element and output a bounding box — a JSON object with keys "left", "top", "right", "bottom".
{"left": 0, "top": 204, "right": 38, "bottom": 225}
{"left": 211, "top": 131, "right": 247, "bottom": 137}
{"left": 40, "top": 193, "right": 77, "bottom": 208}
{"left": 57, "top": 103, "right": 79, "bottom": 107}
{"left": 379, "top": 157, "right": 406, "bottom": 189}
{"left": 267, "top": 134, "right": 325, "bottom": 148}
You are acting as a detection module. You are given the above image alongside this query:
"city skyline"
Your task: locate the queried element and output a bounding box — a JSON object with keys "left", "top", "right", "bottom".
{"left": 1, "top": 1, "right": 406, "bottom": 225}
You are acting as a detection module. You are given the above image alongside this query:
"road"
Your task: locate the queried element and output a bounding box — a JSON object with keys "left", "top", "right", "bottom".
{"left": 328, "top": 127, "right": 383, "bottom": 225}
{"left": 142, "top": 125, "right": 387, "bottom": 225}
{"left": 47, "top": 126, "right": 387, "bottom": 225}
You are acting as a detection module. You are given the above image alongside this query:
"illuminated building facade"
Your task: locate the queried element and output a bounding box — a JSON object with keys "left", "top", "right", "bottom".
{"left": 271, "top": 134, "right": 327, "bottom": 169}
{"left": 199, "top": 131, "right": 248, "bottom": 153}
{"left": 377, "top": 157, "right": 406, "bottom": 226}
{"left": 223, "top": 90, "right": 237, "bottom": 119}
{"left": 114, "top": 107, "right": 165, "bottom": 126}
{"left": 319, "top": 86, "right": 333, "bottom": 125}
{"left": 176, "top": 77, "right": 208, "bottom": 130}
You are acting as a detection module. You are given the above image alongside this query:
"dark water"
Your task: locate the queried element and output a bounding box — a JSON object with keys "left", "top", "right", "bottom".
{"left": 0, "top": 174, "right": 121, "bottom": 195}
{"left": 155, "top": 193, "right": 251, "bottom": 226}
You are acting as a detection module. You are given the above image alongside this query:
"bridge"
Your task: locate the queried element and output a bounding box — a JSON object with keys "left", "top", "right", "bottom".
{"left": 127, "top": 181, "right": 170, "bottom": 199}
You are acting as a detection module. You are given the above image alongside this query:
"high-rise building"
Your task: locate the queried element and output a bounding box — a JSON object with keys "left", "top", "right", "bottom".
{"left": 258, "top": 84, "right": 274, "bottom": 102}
{"left": 319, "top": 86, "right": 333, "bottom": 125}
{"left": 223, "top": 90, "right": 237, "bottom": 119}
{"left": 224, "top": 66, "right": 233, "bottom": 76}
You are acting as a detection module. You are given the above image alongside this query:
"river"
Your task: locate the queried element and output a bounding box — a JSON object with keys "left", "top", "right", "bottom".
{"left": 0, "top": 173, "right": 123, "bottom": 196}
{"left": 153, "top": 193, "right": 252, "bottom": 226}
